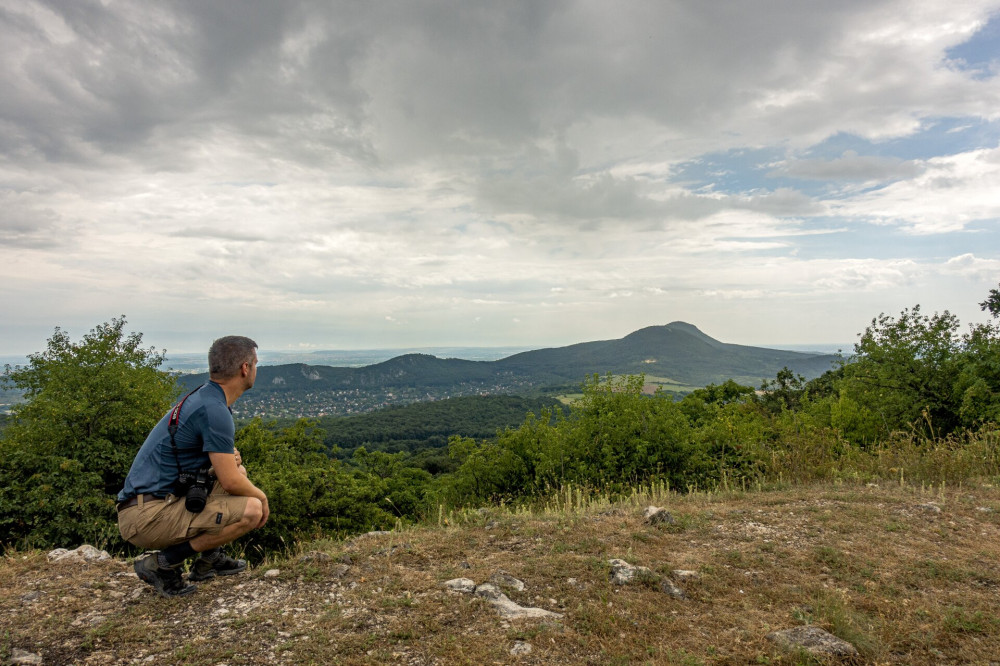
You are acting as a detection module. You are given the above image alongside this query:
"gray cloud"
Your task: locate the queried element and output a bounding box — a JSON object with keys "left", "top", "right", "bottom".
{"left": 0, "top": 190, "right": 69, "bottom": 248}
{"left": 169, "top": 227, "right": 270, "bottom": 242}
{"left": 773, "top": 152, "right": 925, "bottom": 182}
{"left": 477, "top": 170, "right": 668, "bottom": 223}
{"left": 732, "top": 188, "right": 823, "bottom": 217}
{"left": 7, "top": 0, "right": 991, "bottom": 170}
{"left": 2, "top": 0, "right": 999, "bottom": 353}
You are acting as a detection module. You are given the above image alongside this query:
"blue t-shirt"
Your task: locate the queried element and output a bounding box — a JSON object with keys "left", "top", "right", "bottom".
{"left": 118, "top": 381, "right": 234, "bottom": 501}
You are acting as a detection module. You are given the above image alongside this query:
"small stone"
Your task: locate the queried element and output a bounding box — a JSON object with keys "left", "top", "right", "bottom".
{"left": 489, "top": 571, "right": 526, "bottom": 592}
{"left": 510, "top": 640, "right": 532, "bottom": 656}
{"left": 474, "top": 583, "right": 502, "bottom": 600}
{"left": 9, "top": 649, "right": 43, "bottom": 665}
{"left": 659, "top": 579, "right": 686, "bottom": 599}
{"left": 917, "top": 502, "right": 942, "bottom": 513}
{"left": 767, "top": 626, "right": 859, "bottom": 658}
{"left": 47, "top": 544, "right": 110, "bottom": 563}
{"left": 443, "top": 578, "right": 476, "bottom": 594}
{"left": 481, "top": 589, "right": 563, "bottom": 620}
{"left": 298, "top": 551, "right": 331, "bottom": 563}
{"left": 608, "top": 558, "right": 653, "bottom": 585}
{"left": 264, "top": 569, "right": 281, "bottom": 578}
{"left": 643, "top": 506, "right": 675, "bottom": 525}
{"left": 46, "top": 548, "right": 68, "bottom": 562}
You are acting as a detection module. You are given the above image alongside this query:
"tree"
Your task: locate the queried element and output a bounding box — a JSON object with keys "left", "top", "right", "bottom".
{"left": 980, "top": 284, "right": 1000, "bottom": 319}
{"left": 833, "top": 305, "right": 964, "bottom": 443}
{"left": 956, "top": 283, "right": 1000, "bottom": 427}
{"left": 0, "top": 317, "right": 177, "bottom": 550}
{"left": 758, "top": 367, "right": 806, "bottom": 415}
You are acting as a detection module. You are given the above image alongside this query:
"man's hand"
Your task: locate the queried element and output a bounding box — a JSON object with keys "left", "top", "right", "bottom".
{"left": 233, "top": 447, "right": 248, "bottom": 477}
{"left": 259, "top": 496, "right": 270, "bottom": 528}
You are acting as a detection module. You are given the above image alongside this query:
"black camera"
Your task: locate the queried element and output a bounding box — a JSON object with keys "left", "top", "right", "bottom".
{"left": 175, "top": 465, "right": 213, "bottom": 513}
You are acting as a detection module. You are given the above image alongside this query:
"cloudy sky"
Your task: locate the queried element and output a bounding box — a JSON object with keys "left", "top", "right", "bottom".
{"left": 2, "top": 0, "right": 999, "bottom": 356}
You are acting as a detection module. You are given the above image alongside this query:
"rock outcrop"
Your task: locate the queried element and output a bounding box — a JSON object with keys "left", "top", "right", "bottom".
{"left": 443, "top": 575, "right": 563, "bottom": 620}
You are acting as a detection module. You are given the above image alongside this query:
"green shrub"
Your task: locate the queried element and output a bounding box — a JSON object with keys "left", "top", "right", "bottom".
{"left": 0, "top": 317, "right": 177, "bottom": 550}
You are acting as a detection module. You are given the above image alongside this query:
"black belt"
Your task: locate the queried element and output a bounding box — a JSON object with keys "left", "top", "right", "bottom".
{"left": 116, "top": 493, "right": 166, "bottom": 512}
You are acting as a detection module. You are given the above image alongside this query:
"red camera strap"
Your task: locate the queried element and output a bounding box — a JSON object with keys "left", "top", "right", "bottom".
{"left": 168, "top": 386, "right": 202, "bottom": 435}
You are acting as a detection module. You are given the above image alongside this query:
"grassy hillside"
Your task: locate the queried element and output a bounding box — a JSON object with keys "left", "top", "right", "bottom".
{"left": 3, "top": 481, "right": 999, "bottom": 664}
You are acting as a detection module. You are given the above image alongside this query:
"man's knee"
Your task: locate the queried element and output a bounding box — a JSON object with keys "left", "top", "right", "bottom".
{"left": 242, "top": 497, "right": 263, "bottom": 527}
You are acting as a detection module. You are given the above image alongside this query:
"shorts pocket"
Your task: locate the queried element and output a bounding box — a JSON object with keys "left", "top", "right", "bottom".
{"left": 186, "top": 499, "right": 233, "bottom": 538}
{"left": 117, "top": 513, "right": 139, "bottom": 542}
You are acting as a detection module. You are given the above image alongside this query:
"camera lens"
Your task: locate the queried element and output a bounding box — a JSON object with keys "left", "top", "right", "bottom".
{"left": 185, "top": 485, "right": 208, "bottom": 513}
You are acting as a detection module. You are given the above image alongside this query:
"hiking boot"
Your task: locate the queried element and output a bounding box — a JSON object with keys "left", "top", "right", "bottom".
{"left": 134, "top": 554, "right": 196, "bottom": 597}
{"left": 187, "top": 550, "right": 248, "bottom": 582}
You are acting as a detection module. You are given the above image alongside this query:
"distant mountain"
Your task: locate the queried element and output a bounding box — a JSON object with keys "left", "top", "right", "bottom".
{"left": 178, "top": 322, "right": 839, "bottom": 396}
{"left": 496, "top": 322, "right": 838, "bottom": 387}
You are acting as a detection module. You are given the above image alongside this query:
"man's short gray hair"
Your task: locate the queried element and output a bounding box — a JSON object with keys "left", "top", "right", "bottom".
{"left": 208, "top": 336, "right": 258, "bottom": 379}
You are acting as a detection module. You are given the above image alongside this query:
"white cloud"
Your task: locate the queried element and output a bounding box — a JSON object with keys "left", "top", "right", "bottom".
{"left": 834, "top": 145, "right": 1000, "bottom": 233}
{"left": 942, "top": 253, "right": 1000, "bottom": 280}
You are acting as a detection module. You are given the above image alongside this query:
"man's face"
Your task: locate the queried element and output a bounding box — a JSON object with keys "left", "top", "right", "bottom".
{"left": 245, "top": 352, "right": 258, "bottom": 390}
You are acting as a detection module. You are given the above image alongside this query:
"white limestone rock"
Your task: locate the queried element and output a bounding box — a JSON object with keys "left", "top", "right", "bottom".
{"left": 47, "top": 545, "right": 110, "bottom": 563}
{"left": 443, "top": 578, "right": 477, "bottom": 594}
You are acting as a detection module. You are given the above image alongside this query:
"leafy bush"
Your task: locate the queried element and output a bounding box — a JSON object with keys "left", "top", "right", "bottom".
{"left": 0, "top": 317, "right": 177, "bottom": 550}
{"left": 443, "top": 374, "right": 763, "bottom": 505}
{"left": 234, "top": 419, "right": 398, "bottom": 554}
{"left": 832, "top": 292, "right": 1000, "bottom": 444}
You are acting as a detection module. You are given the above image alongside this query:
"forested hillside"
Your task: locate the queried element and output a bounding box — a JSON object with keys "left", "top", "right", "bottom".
{"left": 268, "top": 395, "right": 564, "bottom": 474}
{"left": 174, "top": 322, "right": 838, "bottom": 417}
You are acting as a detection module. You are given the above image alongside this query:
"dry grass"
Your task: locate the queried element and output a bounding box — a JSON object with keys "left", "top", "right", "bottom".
{"left": 3, "top": 480, "right": 1000, "bottom": 665}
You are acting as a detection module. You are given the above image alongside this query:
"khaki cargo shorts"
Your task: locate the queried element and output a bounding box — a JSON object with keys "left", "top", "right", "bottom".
{"left": 117, "top": 481, "right": 249, "bottom": 550}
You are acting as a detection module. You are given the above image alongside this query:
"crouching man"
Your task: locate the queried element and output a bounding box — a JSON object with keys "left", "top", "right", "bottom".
{"left": 117, "top": 335, "right": 269, "bottom": 597}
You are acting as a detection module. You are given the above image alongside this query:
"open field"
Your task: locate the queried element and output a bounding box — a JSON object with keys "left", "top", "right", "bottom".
{"left": 3, "top": 480, "right": 1000, "bottom": 664}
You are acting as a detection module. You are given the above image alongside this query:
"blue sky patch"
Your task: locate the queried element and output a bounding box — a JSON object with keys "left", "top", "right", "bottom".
{"left": 946, "top": 13, "right": 1000, "bottom": 78}
{"left": 672, "top": 119, "right": 999, "bottom": 199}
{"left": 804, "top": 119, "right": 1000, "bottom": 161}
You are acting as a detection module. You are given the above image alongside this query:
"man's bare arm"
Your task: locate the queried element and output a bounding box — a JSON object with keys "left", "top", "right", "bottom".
{"left": 209, "top": 451, "right": 269, "bottom": 527}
